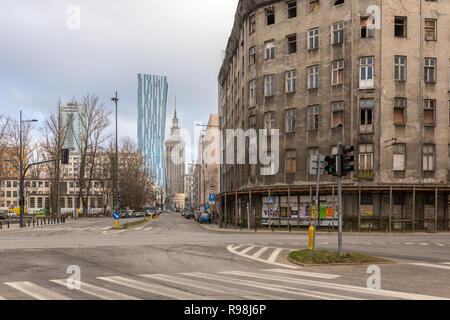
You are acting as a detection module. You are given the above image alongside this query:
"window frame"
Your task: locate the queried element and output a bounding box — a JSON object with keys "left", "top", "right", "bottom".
{"left": 308, "top": 28, "right": 319, "bottom": 50}
{"left": 286, "top": 70, "right": 297, "bottom": 93}
{"left": 307, "top": 105, "right": 320, "bottom": 131}
{"left": 394, "top": 56, "right": 407, "bottom": 82}
{"left": 285, "top": 108, "right": 296, "bottom": 133}
{"left": 308, "top": 65, "right": 319, "bottom": 89}
{"left": 331, "top": 60, "right": 344, "bottom": 85}
{"left": 331, "top": 22, "right": 344, "bottom": 45}
{"left": 264, "top": 75, "right": 275, "bottom": 97}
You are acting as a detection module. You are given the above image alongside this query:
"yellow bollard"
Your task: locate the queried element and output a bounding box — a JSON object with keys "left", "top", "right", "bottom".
{"left": 308, "top": 226, "right": 314, "bottom": 250}
{"left": 150, "top": 214, "right": 153, "bottom": 220}
{"left": 115, "top": 219, "right": 118, "bottom": 229}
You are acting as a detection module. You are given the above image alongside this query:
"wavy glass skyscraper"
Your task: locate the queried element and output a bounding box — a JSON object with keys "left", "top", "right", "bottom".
{"left": 137, "top": 74, "right": 168, "bottom": 188}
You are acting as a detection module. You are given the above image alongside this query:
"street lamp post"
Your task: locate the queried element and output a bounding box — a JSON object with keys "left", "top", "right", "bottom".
{"left": 111, "top": 92, "right": 119, "bottom": 213}
{"left": 19, "top": 110, "right": 38, "bottom": 228}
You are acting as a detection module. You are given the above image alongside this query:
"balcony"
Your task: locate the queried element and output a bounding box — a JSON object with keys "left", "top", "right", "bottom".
{"left": 359, "top": 170, "right": 374, "bottom": 180}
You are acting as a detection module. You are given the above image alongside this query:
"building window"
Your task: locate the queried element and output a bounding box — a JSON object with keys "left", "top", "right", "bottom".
{"left": 249, "top": 46, "right": 256, "bottom": 65}
{"left": 361, "top": 193, "right": 373, "bottom": 205}
{"left": 393, "top": 143, "right": 406, "bottom": 171}
{"left": 30, "top": 197, "right": 35, "bottom": 209}
{"left": 38, "top": 197, "right": 43, "bottom": 208}
{"left": 249, "top": 14, "right": 256, "bottom": 35}
{"left": 394, "top": 56, "right": 407, "bottom": 81}
{"left": 359, "top": 57, "right": 374, "bottom": 89}
{"left": 361, "top": 17, "right": 375, "bottom": 38}
{"left": 395, "top": 17, "right": 407, "bottom": 37}
{"left": 265, "top": 6, "right": 275, "bottom": 25}
{"left": 331, "top": 102, "right": 344, "bottom": 128}
{"left": 286, "top": 150, "right": 297, "bottom": 174}
{"left": 287, "top": 1, "right": 297, "bottom": 19}
{"left": 424, "top": 58, "right": 436, "bottom": 83}
{"left": 424, "top": 19, "right": 437, "bottom": 41}
{"left": 285, "top": 108, "right": 296, "bottom": 133}
{"left": 423, "top": 99, "right": 436, "bottom": 126}
{"left": 359, "top": 99, "right": 374, "bottom": 133}
{"left": 286, "top": 70, "right": 297, "bottom": 93}
{"left": 394, "top": 98, "right": 406, "bottom": 125}
{"left": 331, "top": 22, "right": 344, "bottom": 44}
{"left": 423, "top": 144, "right": 435, "bottom": 172}
{"left": 249, "top": 80, "right": 256, "bottom": 100}
{"left": 310, "top": 0, "right": 319, "bottom": 13}
{"left": 68, "top": 197, "right": 73, "bottom": 209}
{"left": 332, "top": 60, "right": 344, "bottom": 85}
{"left": 359, "top": 144, "right": 374, "bottom": 171}
{"left": 249, "top": 115, "right": 256, "bottom": 129}
{"left": 308, "top": 28, "right": 319, "bottom": 49}
{"left": 308, "top": 105, "right": 319, "bottom": 131}
{"left": 264, "top": 75, "right": 275, "bottom": 96}
{"left": 265, "top": 41, "right": 275, "bottom": 60}
{"left": 264, "top": 112, "right": 275, "bottom": 130}
{"left": 308, "top": 65, "right": 319, "bottom": 89}
{"left": 287, "top": 34, "right": 297, "bottom": 54}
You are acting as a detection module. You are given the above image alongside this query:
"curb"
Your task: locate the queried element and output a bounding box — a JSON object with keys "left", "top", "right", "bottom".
{"left": 286, "top": 255, "right": 397, "bottom": 267}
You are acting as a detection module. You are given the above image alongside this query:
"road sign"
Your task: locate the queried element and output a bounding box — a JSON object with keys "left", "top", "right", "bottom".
{"left": 209, "top": 184, "right": 216, "bottom": 191}
{"left": 209, "top": 194, "right": 216, "bottom": 202}
{"left": 113, "top": 212, "right": 120, "bottom": 220}
{"left": 310, "top": 155, "right": 326, "bottom": 174}
{"left": 269, "top": 196, "right": 275, "bottom": 204}
{"left": 205, "top": 204, "right": 210, "bottom": 210}
{"left": 150, "top": 208, "right": 154, "bottom": 213}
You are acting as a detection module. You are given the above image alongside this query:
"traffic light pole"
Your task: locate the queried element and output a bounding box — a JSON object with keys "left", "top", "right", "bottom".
{"left": 338, "top": 144, "right": 343, "bottom": 257}
{"left": 311, "top": 155, "right": 321, "bottom": 257}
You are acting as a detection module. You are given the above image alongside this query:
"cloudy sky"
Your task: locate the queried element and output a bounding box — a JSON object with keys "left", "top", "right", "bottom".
{"left": 0, "top": 0, "right": 238, "bottom": 163}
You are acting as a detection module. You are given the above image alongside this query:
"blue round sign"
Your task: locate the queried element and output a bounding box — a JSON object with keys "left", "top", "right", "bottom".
{"left": 113, "top": 212, "right": 120, "bottom": 220}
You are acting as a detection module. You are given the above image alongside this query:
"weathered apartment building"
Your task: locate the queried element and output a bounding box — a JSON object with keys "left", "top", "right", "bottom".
{"left": 218, "top": 0, "right": 450, "bottom": 232}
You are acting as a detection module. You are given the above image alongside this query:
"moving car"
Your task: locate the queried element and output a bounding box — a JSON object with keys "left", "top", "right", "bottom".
{"left": 199, "top": 213, "right": 211, "bottom": 224}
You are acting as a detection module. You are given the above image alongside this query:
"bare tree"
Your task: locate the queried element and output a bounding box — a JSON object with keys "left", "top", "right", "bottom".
{"left": 40, "top": 100, "right": 73, "bottom": 216}
{"left": 75, "top": 94, "right": 111, "bottom": 217}
{"left": 0, "top": 114, "right": 11, "bottom": 177}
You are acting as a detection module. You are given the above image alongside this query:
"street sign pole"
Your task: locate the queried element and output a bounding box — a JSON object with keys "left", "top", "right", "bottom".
{"left": 338, "top": 143, "right": 343, "bottom": 257}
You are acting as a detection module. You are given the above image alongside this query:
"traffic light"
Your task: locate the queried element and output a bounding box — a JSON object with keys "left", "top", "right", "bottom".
{"left": 61, "top": 149, "right": 70, "bottom": 165}
{"left": 341, "top": 146, "right": 355, "bottom": 177}
{"left": 325, "top": 155, "right": 337, "bottom": 176}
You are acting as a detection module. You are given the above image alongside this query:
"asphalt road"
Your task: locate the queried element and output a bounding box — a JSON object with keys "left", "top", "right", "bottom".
{"left": 0, "top": 213, "right": 449, "bottom": 300}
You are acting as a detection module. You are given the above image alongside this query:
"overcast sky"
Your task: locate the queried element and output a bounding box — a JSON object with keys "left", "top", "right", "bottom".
{"left": 0, "top": 0, "right": 238, "bottom": 163}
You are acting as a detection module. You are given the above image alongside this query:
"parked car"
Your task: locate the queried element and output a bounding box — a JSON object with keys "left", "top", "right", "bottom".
{"left": 184, "top": 212, "right": 194, "bottom": 219}
{"left": 0, "top": 211, "right": 5, "bottom": 220}
{"left": 199, "top": 213, "right": 211, "bottom": 224}
{"left": 135, "top": 211, "right": 144, "bottom": 217}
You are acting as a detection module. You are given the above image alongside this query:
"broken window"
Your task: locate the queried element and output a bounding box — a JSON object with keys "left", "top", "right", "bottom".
{"left": 359, "top": 99, "right": 373, "bottom": 133}
{"left": 287, "top": 34, "right": 297, "bottom": 54}
{"left": 249, "top": 46, "right": 256, "bottom": 65}
{"left": 308, "top": 105, "right": 319, "bottom": 131}
{"left": 249, "top": 14, "right": 256, "bottom": 35}
{"left": 332, "top": 60, "right": 344, "bottom": 85}
{"left": 361, "top": 17, "right": 375, "bottom": 38}
{"left": 265, "top": 7, "right": 275, "bottom": 25}
{"left": 286, "top": 150, "right": 297, "bottom": 174}
{"left": 423, "top": 99, "right": 436, "bottom": 126}
{"left": 265, "top": 41, "right": 275, "bottom": 60}
{"left": 285, "top": 109, "right": 296, "bottom": 133}
{"left": 287, "top": 1, "right": 297, "bottom": 19}
{"left": 334, "top": 0, "right": 344, "bottom": 5}
{"left": 394, "top": 16, "right": 407, "bottom": 37}
{"left": 331, "top": 102, "right": 344, "bottom": 128}
{"left": 310, "top": 0, "right": 319, "bottom": 13}
{"left": 249, "top": 80, "right": 256, "bottom": 100}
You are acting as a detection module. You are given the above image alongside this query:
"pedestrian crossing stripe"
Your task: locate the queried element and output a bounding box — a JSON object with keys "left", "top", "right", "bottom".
{"left": 5, "top": 281, "right": 70, "bottom": 300}
{"left": 50, "top": 279, "right": 140, "bottom": 300}
{"left": 409, "top": 263, "right": 450, "bottom": 271}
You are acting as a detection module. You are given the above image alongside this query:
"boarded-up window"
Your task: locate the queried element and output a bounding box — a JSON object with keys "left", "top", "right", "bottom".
{"left": 394, "top": 98, "right": 406, "bottom": 124}
{"left": 393, "top": 144, "right": 406, "bottom": 171}
{"left": 424, "top": 99, "right": 436, "bottom": 126}
{"left": 286, "top": 150, "right": 297, "bottom": 174}
{"left": 425, "top": 19, "right": 436, "bottom": 41}
{"left": 332, "top": 102, "right": 344, "bottom": 128}
{"left": 359, "top": 144, "right": 373, "bottom": 170}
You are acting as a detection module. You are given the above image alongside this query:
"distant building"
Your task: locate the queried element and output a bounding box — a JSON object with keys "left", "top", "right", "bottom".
{"left": 137, "top": 74, "right": 168, "bottom": 188}
{"left": 165, "top": 98, "right": 186, "bottom": 209}
{"left": 60, "top": 103, "right": 87, "bottom": 153}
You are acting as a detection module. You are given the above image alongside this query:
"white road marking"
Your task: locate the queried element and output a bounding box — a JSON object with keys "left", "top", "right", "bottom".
{"left": 252, "top": 247, "right": 270, "bottom": 259}
{"left": 441, "top": 262, "right": 450, "bottom": 265}
{"left": 98, "top": 276, "right": 203, "bottom": 300}
{"left": 409, "top": 263, "right": 450, "bottom": 271}
{"left": 240, "top": 246, "right": 255, "bottom": 254}
{"left": 50, "top": 279, "right": 140, "bottom": 300}
{"left": 144, "top": 227, "right": 153, "bottom": 231}
{"left": 264, "top": 269, "right": 341, "bottom": 280}
{"left": 134, "top": 227, "right": 144, "bottom": 230}
{"left": 0, "top": 295, "right": 6, "bottom": 300}
{"left": 231, "top": 244, "right": 245, "bottom": 251}
{"left": 222, "top": 271, "right": 447, "bottom": 300}
{"left": 419, "top": 243, "right": 429, "bottom": 246}
{"left": 434, "top": 243, "right": 445, "bottom": 247}
{"left": 227, "top": 245, "right": 298, "bottom": 269}
{"left": 267, "top": 248, "right": 283, "bottom": 263}
{"left": 183, "top": 272, "right": 360, "bottom": 300}
{"left": 404, "top": 243, "right": 415, "bottom": 245}
{"left": 101, "top": 227, "right": 111, "bottom": 230}
{"left": 88, "top": 227, "right": 102, "bottom": 231}
{"left": 5, "top": 281, "right": 70, "bottom": 300}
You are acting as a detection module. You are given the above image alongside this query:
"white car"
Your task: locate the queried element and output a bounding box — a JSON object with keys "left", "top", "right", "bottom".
{"left": 7, "top": 211, "right": 17, "bottom": 218}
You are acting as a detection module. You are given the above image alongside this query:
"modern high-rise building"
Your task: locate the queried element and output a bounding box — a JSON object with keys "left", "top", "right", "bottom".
{"left": 137, "top": 74, "right": 168, "bottom": 188}
{"left": 60, "top": 103, "right": 87, "bottom": 153}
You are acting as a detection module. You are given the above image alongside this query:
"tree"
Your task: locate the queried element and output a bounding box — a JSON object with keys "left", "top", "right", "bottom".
{"left": 0, "top": 114, "right": 10, "bottom": 177}
{"left": 75, "top": 94, "right": 111, "bottom": 217}
{"left": 40, "top": 100, "right": 73, "bottom": 216}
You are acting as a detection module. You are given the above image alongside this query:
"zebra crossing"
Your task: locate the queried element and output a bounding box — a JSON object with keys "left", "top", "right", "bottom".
{"left": 0, "top": 267, "right": 447, "bottom": 300}
{"left": 6, "top": 225, "right": 162, "bottom": 235}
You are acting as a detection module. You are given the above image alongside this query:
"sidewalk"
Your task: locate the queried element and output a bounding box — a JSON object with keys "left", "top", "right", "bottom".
{"left": 195, "top": 222, "right": 449, "bottom": 236}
